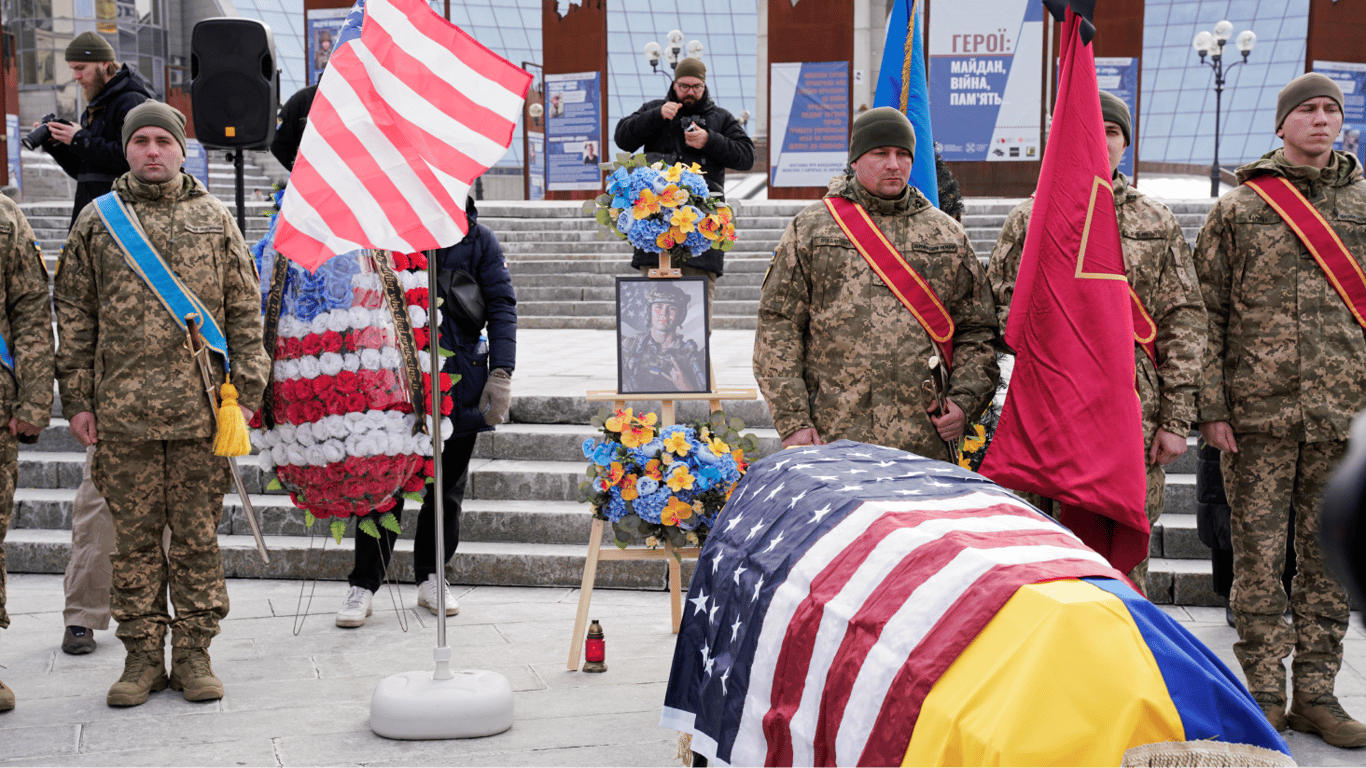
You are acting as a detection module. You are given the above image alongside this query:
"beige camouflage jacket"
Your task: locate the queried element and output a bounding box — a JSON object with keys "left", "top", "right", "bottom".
{"left": 987, "top": 173, "right": 1206, "bottom": 440}
{"left": 0, "top": 196, "right": 54, "bottom": 429}
{"left": 55, "top": 171, "right": 269, "bottom": 441}
{"left": 1195, "top": 149, "right": 1366, "bottom": 442}
{"left": 753, "top": 174, "right": 1000, "bottom": 461}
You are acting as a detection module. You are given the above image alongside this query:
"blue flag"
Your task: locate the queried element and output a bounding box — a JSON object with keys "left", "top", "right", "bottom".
{"left": 873, "top": 0, "right": 938, "bottom": 207}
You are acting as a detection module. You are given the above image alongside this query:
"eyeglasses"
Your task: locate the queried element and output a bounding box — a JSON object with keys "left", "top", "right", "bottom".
{"left": 675, "top": 81, "right": 705, "bottom": 93}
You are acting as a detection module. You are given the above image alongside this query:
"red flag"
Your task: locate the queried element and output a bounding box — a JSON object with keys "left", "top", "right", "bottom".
{"left": 977, "top": 2, "right": 1148, "bottom": 574}
{"left": 273, "top": 0, "right": 532, "bottom": 271}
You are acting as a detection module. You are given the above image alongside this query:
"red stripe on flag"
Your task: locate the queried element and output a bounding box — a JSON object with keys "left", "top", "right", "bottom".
{"left": 366, "top": 6, "right": 524, "bottom": 148}
{"left": 272, "top": 216, "right": 333, "bottom": 271}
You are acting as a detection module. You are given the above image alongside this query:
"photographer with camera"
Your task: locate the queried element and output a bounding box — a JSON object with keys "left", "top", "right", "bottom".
{"left": 31, "top": 31, "right": 150, "bottom": 661}
{"left": 33, "top": 32, "right": 153, "bottom": 231}
{"left": 614, "top": 59, "right": 754, "bottom": 320}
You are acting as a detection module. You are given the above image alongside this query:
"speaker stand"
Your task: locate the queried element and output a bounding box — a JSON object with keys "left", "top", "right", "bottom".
{"left": 228, "top": 149, "right": 247, "bottom": 237}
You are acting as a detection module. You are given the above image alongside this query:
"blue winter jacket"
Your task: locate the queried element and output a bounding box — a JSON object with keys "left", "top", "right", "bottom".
{"left": 433, "top": 198, "right": 517, "bottom": 436}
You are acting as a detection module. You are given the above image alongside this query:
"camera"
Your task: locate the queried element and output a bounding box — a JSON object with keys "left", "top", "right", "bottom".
{"left": 680, "top": 116, "right": 706, "bottom": 133}
{"left": 22, "top": 114, "right": 71, "bottom": 150}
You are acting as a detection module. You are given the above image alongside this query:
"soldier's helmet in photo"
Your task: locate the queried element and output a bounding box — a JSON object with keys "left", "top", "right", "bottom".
{"left": 646, "top": 282, "right": 691, "bottom": 324}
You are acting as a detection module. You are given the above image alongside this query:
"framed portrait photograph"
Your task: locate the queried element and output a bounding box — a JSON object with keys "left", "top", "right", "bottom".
{"left": 617, "top": 276, "right": 711, "bottom": 395}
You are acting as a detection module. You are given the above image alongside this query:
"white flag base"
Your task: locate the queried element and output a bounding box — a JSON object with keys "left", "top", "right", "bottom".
{"left": 369, "top": 647, "right": 513, "bottom": 740}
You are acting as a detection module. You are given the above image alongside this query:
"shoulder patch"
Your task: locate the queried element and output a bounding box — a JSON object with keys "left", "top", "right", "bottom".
{"left": 911, "top": 242, "right": 956, "bottom": 254}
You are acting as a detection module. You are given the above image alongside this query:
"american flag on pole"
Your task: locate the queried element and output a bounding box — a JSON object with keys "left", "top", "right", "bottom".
{"left": 662, "top": 441, "right": 1127, "bottom": 766}
{"left": 273, "top": 0, "right": 532, "bottom": 271}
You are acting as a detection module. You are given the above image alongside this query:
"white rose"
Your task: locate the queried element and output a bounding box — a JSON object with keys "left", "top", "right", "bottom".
{"left": 407, "top": 305, "right": 427, "bottom": 328}
{"left": 321, "top": 439, "right": 346, "bottom": 464}
{"left": 298, "top": 356, "right": 322, "bottom": 380}
{"left": 342, "top": 353, "right": 361, "bottom": 373}
{"left": 318, "top": 352, "right": 344, "bottom": 377}
{"left": 295, "top": 421, "right": 316, "bottom": 446}
{"left": 379, "top": 346, "right": 402, "bottom": 370}
{"left": 256, "top": 447, "right": 274, "bottom": 470}
{"left": 359, "top": 348, "right": 382, "bottom": 371}
{"left": 305, "top": 445, "right": 328, "bottom": 466}
{"left": 277, "top": 423, "right": 297, "bottom": 445}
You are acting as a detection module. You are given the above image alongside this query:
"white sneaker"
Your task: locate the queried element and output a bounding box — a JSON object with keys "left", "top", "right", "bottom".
{"left": 336, "top": 586, "right": 373, "bottom": 628}
{"left": 416, "top": 575, "right": 459, "bottom": 616}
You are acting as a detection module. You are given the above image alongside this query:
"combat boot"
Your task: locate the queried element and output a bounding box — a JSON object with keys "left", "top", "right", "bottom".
{"left": 170, "top": 648, "right": 224, "bottom": 702}
{"left": 107, "top": 650, "right": 168, "bottom": 707}
{"left": 1289, "top": 692, "right": 1366, "bottom": 748}
{"left": 1252, "top": 692, "right": 1288, "bottom": 731}
{"left": 0, "top": 679, "right": 14, "bottom": 711}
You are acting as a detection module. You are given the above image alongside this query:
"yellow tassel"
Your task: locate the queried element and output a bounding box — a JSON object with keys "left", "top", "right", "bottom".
{"left": 213, "top": 377, "right": 252, "bottom": 457}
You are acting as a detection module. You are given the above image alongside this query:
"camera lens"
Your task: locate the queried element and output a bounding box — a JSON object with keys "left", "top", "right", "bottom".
{"left": 21, "top": 124, "right": 51, "bottom": 151}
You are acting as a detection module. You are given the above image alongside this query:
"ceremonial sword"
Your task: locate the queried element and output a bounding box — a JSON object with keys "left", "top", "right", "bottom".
{"left": 186, "top": 316, "right": 270, "bottom": 564}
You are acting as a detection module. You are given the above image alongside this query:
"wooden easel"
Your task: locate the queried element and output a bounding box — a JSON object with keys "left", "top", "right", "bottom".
{"left": 566, "top": 251, "right": 757, "bottom": 671}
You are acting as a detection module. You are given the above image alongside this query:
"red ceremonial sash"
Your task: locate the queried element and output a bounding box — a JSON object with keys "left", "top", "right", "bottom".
{"left": 1244, "top": 175, "right": 1366, "bottom": 331}
{"left": 1130, "top": 286, "right": 1158, "bottom": 364}
{"left": 824, "top": 196, "right": 956, "bottom": 370}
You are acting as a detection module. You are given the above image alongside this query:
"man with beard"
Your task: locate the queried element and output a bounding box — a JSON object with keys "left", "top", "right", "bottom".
{"left": 36, "top": 32, "right": 154, "bottom": 231}
{"left": 33, "top": 31, "right": 151, "bottom": 661}
{"left": 621, "top": 282, "right": 706, "bottom": 394}
{"left": 614, "top": 59, "right": 754, "bottom": 321}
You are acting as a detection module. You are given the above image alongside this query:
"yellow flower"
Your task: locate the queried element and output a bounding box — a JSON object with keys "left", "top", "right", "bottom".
{"left": 659, "top": 183, "right": 689, "bottom": 207}
{"left": 662, "top": 497, "right": 694, "bottom": 526}
{"left": 670, "top": 205, "right": 700, "bottom": 234}
{"left": 621, "top": 423, "right": 655, "bottom": 449}
{"left": 645, "top": 459, "right": 663, "bottom": 480}
{"left": 688, "top": 162, "right": 704, "bottom": 175}
{"left": 604, "top": 408, "right": 633, "bottom": 433}
{"left": 620, "top": 473, "right": 639, "bottom": 501}
{"left": 632, "top": 189, "right": 661, "bottom": 219}
{"left": 666, "top": 465, "right": 696, "bottom": 492}
{"left": 707, "top": 436, "right": 730, "bottom": 456}
{"left": 663, "top": 163, "right": 684, "bottom": 182}
{"left": 698, "top": 214, "right": 724, "bottom": 241}
{"left": 962, "top": 423, "right": 988, "bottom": 453}
{"left": 656, "top": 230, "right": 679, "bottom": 250}
{"left": 606, "top": 461, "right": 626, "bottom": 485}
{"left": 731, "top": 448, "right": 745, "bottom": 465}
{"left": 715, "top": 204, "right": 733, "bottom": 223}
{"left": 663, "top": 431, "right": 691, "bottom": 456}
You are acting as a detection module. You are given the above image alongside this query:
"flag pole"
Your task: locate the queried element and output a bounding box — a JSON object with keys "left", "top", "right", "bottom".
{"left": 367, "top": 247, "right": 513, "bottom": 740}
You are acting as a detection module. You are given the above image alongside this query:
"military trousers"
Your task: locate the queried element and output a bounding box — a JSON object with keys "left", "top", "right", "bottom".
{"left": 91, "top": 438, "right": 230, "bottom": 652}
{"left": 1222, "top": 433, "right": 1349, "bottom": 697}
{"left": 0, "top": 430, "right": 17, "bottom": 630}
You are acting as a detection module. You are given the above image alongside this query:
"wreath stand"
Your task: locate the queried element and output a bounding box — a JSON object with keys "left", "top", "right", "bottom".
{"left": 566, "top": 251, "right": 756, "bottom": 671}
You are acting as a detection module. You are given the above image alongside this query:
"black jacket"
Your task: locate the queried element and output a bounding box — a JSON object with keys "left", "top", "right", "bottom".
{"left": 615, "top": 85, "right": 755, "bottom": 276}
{"left": 432, "top": 198, "right": 517, "bottom": 437}
{"left": 271, "top": 85, "right": 318, "bottom": 171}
{"left": 44, "top": 64, "right": 154, "bottom": 230}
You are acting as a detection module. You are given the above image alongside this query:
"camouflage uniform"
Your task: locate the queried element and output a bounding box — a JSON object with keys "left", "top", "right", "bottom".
{"left": 0, "top": 197, "right": 57, "bottom": 632}
{"left": 1195, "top": 149, "right": 1366, "bottom": 699}
{"left": 988, "top": 173, "right": 1207, "bottom": 593}
{"left": 53, "top": 171, "right": 268, "bottom": 653}
{"left": 621, "top": 331, "right": 706, "bottom": 392}
{"left": 754, "top": 174, "right": 999, "bottom": 461}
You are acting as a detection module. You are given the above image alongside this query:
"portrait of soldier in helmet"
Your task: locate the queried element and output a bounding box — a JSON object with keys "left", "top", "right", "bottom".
{"left": 618, "top": 278, "right": 709, "bottom": 395}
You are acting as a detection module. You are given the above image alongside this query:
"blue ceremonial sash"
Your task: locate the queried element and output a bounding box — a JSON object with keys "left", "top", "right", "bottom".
{"left": 0, "top": 328, "right": 13, "bottom": 377}
{"left": 92, "top": 192, "right": 231, "bottom": 370}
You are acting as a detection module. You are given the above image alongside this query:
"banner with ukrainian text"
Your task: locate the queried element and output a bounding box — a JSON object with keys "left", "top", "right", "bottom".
{"left": 769, "top": 61, "right": 849, "bottom": 188}
{"left": 929, "top": 0, "right": 1042, "bottom": 162}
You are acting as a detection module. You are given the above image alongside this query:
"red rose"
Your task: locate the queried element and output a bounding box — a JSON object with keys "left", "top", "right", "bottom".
{"left": 304, "top": 401, "right": 326, "bottom": 423}
{"left": 402, "top": 473, "right": 425, "bottom": 493}
{"left": 248, "top": 411, "right": 264, "bottom": 429}
{"left": 393, "top": 401, "right": 414, "bottom": 414}
{"left": 336, "top": 370, "right": 360, "bottom": 393}
{"left": 424, "top": 458, "right": 436, "bottom": 477}
{"left": 342, "top": 477, "right": 369, "bottom": 500}
{"left": 391, "top": 252, "right": 410, "bottom": 270}
{"left": 412, "top": 326, "right": 429, "bottom": 349}
{"left": 311, "top": 376, "right": 334, "bottom": 397}
{"left": 377, "top": 497, "right": 398, "bottom": 513}
{"left": 321, "top": 330, "right": 344, "bottom": 354}
{"left": 324, "top": 392, "right": 349, "bottom": 416}
{"left": 345, "top": 393, "right": 367, "bottom": 413}
{"left": 272, "top": 381, "right": 289, "bottom": 404}
{"left": 406, "top": 288, "right": 429, "bottom": 306}
{"left": 301, "top": 334, "right": 324, "bottom": 357}
{"left": 410, "top": 253, "right": 428, "bottom": 270}
{"left": 368, "top": 477, "right": 395, "bottom": 497}
{"left": 286, "top": 403, "right": 307, "bottom": 425}
{"left": 440, "top": 395, "right": 453, "bottom": 415}
{"left": 344, "top": 455, "right": 369, "bottom": 475}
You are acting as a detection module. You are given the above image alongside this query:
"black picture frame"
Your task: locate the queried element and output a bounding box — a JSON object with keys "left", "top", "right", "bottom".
{"left": 616, "top": 276, "right": 711, "bottom": 395}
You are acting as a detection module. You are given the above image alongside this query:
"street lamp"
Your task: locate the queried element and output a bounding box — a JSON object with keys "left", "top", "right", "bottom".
{"left": 1193, "top": 20, "right": 1256, "bottom": 197}
{"left": 643, "top": 29, "right": 703, "bottom": 78}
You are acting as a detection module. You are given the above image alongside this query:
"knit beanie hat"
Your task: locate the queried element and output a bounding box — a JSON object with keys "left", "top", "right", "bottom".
{"left": 674, "top": 58, "right": 706, "bottom": 83}
{"left": 848, "top": 107, "right": 916, "bottom": 164}
{"left": 66, "top": 31, "right": 115, "bottom": 63}
{"left": 1276, "top": 73, "right": 1344, "bottom": 131}
{"left": 1099, "top": 90, "right": 1131, "bottom": 147}
{"left": 122, "top": 101, "right": 187, "bottom": 155}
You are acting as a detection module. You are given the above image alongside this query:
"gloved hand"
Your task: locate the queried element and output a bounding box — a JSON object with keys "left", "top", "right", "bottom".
{"left": 480, "top": 371, "right": 512, "bottom": 426}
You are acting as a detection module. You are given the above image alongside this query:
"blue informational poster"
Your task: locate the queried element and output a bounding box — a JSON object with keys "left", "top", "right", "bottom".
{"left": 184, "top": 139, "right": 210, "bottom": 187}
{"left": 929, "top": 0, "right": 1043, "bottom": 162}
{"left": 306, "top": 8, "right": 347, "bottom": 86}
{"left": 1096, "top": 57, "right": 1138, "bottom": 178}
{"left": 528, "top": 131, "right": 545, "bottom": 200}
{"left": 545, "top": 71, "right": 603, "bottom": 192}
{"left": 769, "top": 61, "right": 849, "bottom": 188}
{"left": 1314, "top": 61, "right": 1366, "bottom": 166}
{"left": 6, "top": 115, "right": 20, "bottom": 193}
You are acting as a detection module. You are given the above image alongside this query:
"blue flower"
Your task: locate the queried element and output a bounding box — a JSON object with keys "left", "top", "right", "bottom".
{"left": 616, "top": 210, "right": 635, "bottom": 234}
{"left": 636, "top": 476, "right": 659, "bottom": 496}
{"left": 633, "top": 489, "right": 667, "bottom": 524}
{"left": 603, "top": 494, "right": 628, "bottom": 523}
{"left": 606, "top": 166, "right": 632, "bottom": 195}
{"left": 317, "top": 252, "right": 361, "bottom": 312}
{"left": 680, "top": 171, "right": 709, "bottom": 198}
{"left": 626, "top": 217, "right": 668, "bottom": 252}
{"left": 581, "top": 438, "right": 597, "bottom": 460}
{"left": 591, "top": 443, "right": 614, "bottom": 466}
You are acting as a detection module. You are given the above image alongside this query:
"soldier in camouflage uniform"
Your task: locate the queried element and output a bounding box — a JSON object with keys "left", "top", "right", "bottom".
{"left": 53, "top": 102, "right": 268, "bottom": 707}
{"left": 0, "top": 197, "right": 57, "bottom": 713}
{"left": 622, "top": 282, "right": 707, "bottom": 393}
{"left": 1195, "top": 73, "right": 1366, "bottom": 747}
{"left": 754, "top": 108, "right": 999, "bottom": 459}
{"left": 987, "top": 91, "right": 1207, "bottom": 596}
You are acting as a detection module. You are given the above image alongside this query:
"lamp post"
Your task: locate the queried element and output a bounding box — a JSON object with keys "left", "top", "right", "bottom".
{"left": 643, "top": 29, "right": 704, "bottom": 79}
{"left": 1193, "top": 20, "right": 1256, "bottom": 197}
